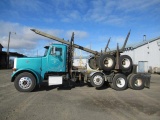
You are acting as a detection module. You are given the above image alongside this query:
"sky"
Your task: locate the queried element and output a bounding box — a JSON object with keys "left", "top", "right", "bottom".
{"left": 0, "top": 0, "right": 160, "bottom": 57}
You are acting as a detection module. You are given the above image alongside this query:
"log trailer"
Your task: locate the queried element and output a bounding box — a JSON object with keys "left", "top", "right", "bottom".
{"left": 11, "top": 29, "right": 150, "bottom": 92}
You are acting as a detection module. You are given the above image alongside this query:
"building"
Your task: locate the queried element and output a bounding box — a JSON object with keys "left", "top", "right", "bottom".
{"left": 122, "top": 36, "right": 160, "bottom": 73}
{"left": 0, "top": 44, "right": 26, "bottom": 69}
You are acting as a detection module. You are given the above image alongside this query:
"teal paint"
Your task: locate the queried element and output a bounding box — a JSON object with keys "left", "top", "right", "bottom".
{"left": 11, "top": 68, "right": 41, "bottom": 83}
{"left": 11, "top": 44, "right": 67, "bottom": 83}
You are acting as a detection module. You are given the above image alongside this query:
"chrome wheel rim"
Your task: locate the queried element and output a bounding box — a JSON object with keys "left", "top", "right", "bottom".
{"left": 104, "top": 58, "right": 113, "bottom": 67}
{"left": 93, "top": 75, "right": 103, "bottom": 85}
{"left": 19, "top": 77, "right": 32, "bottom": 89}
{"left": 116, "top": 78, "right": 126, "bottom": 88}
{"left": 134, "top": 79, "right": 142, "bottom": 87}
{"left": 122, "top": 58, "right": 130, "bottom": 68}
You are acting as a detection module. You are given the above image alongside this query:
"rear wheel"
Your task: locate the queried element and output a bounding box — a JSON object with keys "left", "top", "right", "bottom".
{"left": 111, "top": 73, "right": 128, "bottom": 90}
{"left": 129, "top": 74, "right": 145, "bottom": 90}
{"left": 127, "top": 73, "right": 134, "bottom": 88}
{"left": 90, "top": 73, "right": 105, "bottom": 88}
{"left": 14, "top": 72, "right": 36, "bottom": 92}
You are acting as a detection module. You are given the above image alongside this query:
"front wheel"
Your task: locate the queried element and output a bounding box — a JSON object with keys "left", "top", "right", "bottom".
{"left": 90, "top": 73, "right": 105, "bottom": 88}
{"left": 14, "top": 72, "right": 36, "bottom": 92}
{"left": 111, "top": 73, "right": 128, "bottom": 91}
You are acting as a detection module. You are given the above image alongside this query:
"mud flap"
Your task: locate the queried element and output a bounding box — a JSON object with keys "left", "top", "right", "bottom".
{"left": 142, "top": 73, "right": 151, "bottom": 88}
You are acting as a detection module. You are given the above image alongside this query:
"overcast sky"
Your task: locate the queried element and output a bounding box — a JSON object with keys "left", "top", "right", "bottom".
{"left": 0, "top": 0, "right": 160, "bottom": 57}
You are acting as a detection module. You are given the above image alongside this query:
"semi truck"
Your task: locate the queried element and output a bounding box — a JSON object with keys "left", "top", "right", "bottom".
{"left": 11, "top": 29, "right": 150, "bottom": 92}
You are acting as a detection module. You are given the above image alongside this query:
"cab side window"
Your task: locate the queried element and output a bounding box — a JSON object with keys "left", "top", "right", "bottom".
{"left": 50, "top": 47, "right": 62, "bottom": 56}
{"left": 55, "top": 48, "right": 62, "bottom": 56}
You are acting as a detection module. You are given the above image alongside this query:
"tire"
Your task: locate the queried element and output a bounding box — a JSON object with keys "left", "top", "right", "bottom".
{"left": 88, "top": 57, "right": 98, "bottom": 70}
{"left": 111, "top": 73, "right": 128, "bottom": 91}
{"left": 90, "top": 73, "right": 105, "bottom": 88}
{"left": 14, "top": 72, "right": 36, "bottom": 92}
{"left": 127, "top": 73, "right": 134, "bottom": 88}
{"left": 129, "top": 74, "right": 145, "bottom": 90}
{"left": 119, "top": 55, "right": 132, "bottom": 71}
{"left": 99, "top": 54, "right": 116, "bottom": 71}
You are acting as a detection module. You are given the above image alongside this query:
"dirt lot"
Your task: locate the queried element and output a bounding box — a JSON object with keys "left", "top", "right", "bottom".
{"left": 0, "top": 70, "right": 160, "bottom": 120}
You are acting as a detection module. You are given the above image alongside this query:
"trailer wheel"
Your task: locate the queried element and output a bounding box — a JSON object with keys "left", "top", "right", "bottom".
{"left": 99, "top": 54, "right": 115, "bottom": 71}
{"left": 90, "top": 73, "right": 105, "bottom": 88}
{"left": 111, "top": 73, "right": 128, "bottom": 90}
{"left": 119, "top": 55, "right": 132, "bottom": 71}
{"left": 129, "top": 74, "right": 145, "bottom": 90}
{"left": 14, "top": 72, "right": 36, "bottom": 92}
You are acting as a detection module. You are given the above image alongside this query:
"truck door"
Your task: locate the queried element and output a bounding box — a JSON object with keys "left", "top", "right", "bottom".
{"left": 47, "top": 46, "right": 66, "bottom": 72}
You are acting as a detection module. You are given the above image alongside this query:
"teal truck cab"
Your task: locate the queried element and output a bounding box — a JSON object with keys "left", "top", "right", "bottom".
{"left": 11, "top": 44, "right": 70, "bottom": 92}
{"left": 11, "top": 29, "right": 150, "bottom": 92}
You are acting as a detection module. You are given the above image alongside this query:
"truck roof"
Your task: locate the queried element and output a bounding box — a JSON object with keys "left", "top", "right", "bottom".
{"left": 44, "top": 44, "right": 67, "bottom": 49}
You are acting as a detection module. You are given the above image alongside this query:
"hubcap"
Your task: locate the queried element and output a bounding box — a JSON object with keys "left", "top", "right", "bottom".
{"left": 116, "top": 78, "right": 125, "bottom": 88}
{"left": 134, "top": 79, "right": 142, "bottom": 87}
{"left": 19, "top": 77, "right": 32, "bottom": 89}
{"left": 93, "top": 75, "right": 103, "bottom": 85}
{"left": 122, "top": 58, "right": 130, "bottom": 68}
{"left": 104, "top": 58, "right": 113, "bottom": 67}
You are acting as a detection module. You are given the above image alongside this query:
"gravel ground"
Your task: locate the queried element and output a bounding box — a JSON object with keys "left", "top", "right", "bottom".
{"left": 0, "top": 70, "right": 160, "bottom": 120}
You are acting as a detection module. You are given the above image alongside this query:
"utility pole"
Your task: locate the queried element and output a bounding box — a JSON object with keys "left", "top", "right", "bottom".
{"left": 7, "top": 32, "right": 16, "bottom": 69}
